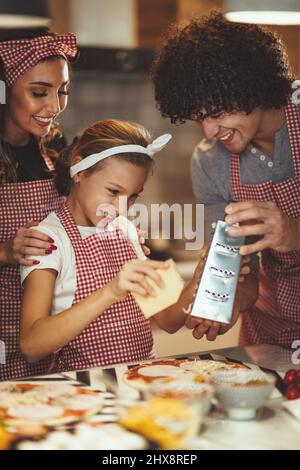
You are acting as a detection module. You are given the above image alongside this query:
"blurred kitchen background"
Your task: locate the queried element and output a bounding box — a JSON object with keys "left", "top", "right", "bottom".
{"left": 3, "top": 0, "right": 300, "bottom": 355}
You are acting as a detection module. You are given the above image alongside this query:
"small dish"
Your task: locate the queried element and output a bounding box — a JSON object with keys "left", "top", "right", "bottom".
{"left": 211, "top": 369, "right": 276, "bottom": 420}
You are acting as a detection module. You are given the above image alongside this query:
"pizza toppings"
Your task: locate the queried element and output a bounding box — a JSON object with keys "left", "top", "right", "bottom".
{"left": 123, "top": 359, "right": 249, "bottom": 391}
{"left": 138, "top": 365, "right": 182, "bottom": 378}
{"left": 0, "top": 383, "right": 105, "bottom": 426}
{"left": 284, "top": 369, "right": 300, "bottom": 400}
{"left": 55, "top": 394, "right": 103, "bottom": 411}
{"left": 37, "top": 384, "right": 77, "bottom": 399}
{"left": 0, "top": 390, "right": 48, "bottom": 408}
{"left": 0, "top": 383, "right": 15, "bottom": 393}
{"left": 179, "top": 359, "right": 247, "bottom": 376}
{"left": 7, "top": 404, "right": 64, "bottom": 420}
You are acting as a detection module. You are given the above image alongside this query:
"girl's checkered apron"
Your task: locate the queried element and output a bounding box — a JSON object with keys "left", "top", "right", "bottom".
{"left": 53, "top": 203, "right": 154, "bottom": 373}
{"left": 231, "top": 98, "right": 300, "bottom": 348}
{"left": 0, "top": 173, "right": 64, "bottom": 380}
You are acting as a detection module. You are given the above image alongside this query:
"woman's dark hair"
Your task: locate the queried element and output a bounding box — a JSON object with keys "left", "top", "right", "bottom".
{"left": 55, "top": 119, "right": 153, "bottom": 196}
{"left": 152, "top": 11, "right": 294, "bottom": 124}
{"left": 0, "top": 27, "right": 76, "bottom": 183}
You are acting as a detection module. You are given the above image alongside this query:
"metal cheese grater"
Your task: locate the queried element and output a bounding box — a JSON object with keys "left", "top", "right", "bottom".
{"left": 184, "top": 220, "right": 245, "bottom": 324}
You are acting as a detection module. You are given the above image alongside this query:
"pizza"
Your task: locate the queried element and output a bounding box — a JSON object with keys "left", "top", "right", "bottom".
{"left": 0, "top": 382, "right": 104, "bottom": 427}
{"left": 123, "top": 360, "right": 187, "bottom": 390}
{"left": 123, "top": 358, "right": 249, "bottom": 390}
{"left": 179, "top": 359, "right": 249, "bottom": 376}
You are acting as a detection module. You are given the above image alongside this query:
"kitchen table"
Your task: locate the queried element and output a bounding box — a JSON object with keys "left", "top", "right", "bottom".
{"left": 3, "top": 344, "right": 300, "bottom": 450}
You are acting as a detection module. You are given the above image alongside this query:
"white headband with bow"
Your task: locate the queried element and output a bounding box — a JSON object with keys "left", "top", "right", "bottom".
{"left": 70, "top": 133, "right": 172, "bottom": 178}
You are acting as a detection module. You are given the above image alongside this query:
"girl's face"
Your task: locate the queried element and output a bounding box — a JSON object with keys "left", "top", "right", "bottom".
{"left": 69, "top": 158, "right": 149, "bottom": 227}
{"left": 4, "top": 58, "right": 70, "bottom": 145}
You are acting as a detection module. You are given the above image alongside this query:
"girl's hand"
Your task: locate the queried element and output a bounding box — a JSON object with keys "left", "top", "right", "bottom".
{"left": 137, "top": 228, "right": 151, "bottom": 256}
{"left": 108, "top": 259, "right": 168, "bottom": 301}
{"left": 4, "top": 221, "right": 57, "bottom": 267}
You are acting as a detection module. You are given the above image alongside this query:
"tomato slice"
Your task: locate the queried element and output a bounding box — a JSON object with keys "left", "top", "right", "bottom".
{"left": 284, "top": 369, "right": 298, "bottom": 385}
{"left": 286, "top": 383, "right": 300, "bottom": 400}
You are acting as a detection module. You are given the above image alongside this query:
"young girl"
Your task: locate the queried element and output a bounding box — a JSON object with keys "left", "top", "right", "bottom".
{"left": 20, "top": 119, "right": 247, "bottom": 373}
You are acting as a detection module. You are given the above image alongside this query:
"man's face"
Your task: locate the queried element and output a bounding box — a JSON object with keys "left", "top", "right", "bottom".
{"left": 193, "top": 108, "right": 264, "bottom": 154}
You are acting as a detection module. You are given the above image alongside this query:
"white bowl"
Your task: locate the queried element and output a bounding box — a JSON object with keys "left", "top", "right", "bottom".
{"left": 211, "top": 369, "right": 276, "bottom": 420}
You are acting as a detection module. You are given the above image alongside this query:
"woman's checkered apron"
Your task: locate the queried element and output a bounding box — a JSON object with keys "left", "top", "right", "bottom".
{"left": 52, "top": 203, "right": 154, "bottom": 373}
{"left": 231, "top": 98, "right": 300, "bottom": 348}
{"left": 0, "top": 173, "right": 64, "bottom": 380}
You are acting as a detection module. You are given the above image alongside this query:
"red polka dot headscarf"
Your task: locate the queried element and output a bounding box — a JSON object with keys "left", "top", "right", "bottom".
{"left": 0, "top": 32, "right": 77, "bottom": 87}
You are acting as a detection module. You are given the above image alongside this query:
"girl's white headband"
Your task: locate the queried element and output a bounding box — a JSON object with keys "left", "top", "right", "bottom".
{"left": 70, "top": 133, "right": 172, "bottom": 178}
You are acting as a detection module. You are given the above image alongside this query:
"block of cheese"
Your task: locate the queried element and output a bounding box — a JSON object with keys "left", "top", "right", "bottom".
{"left": 132, "top": 259, "right": 185, "bottom": 319}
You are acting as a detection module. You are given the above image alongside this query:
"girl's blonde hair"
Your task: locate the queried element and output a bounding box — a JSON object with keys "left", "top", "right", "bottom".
{"left": 55, "top": 119, "right": 153, "bottom": 196}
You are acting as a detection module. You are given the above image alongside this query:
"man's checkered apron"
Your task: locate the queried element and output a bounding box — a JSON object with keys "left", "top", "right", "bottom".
{"left": 231, "top": 98, "right": 300, "bottom": 348}
{"left": 53, "top": 203, "right": 154, "bottom": 373}
{"left": 0, "top": 175, "right": 64, "bottom": 380}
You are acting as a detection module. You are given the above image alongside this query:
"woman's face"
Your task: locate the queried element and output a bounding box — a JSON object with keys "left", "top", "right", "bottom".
{"left": 4, "top": 57, "right": 70, "bottom": 145}
{"left": 69, "top": 158, "right": 149, "bottom": 227}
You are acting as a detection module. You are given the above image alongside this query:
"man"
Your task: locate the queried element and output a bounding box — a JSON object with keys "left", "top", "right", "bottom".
{"left": 152, "top": 12, "right": 300, "bottom": 348}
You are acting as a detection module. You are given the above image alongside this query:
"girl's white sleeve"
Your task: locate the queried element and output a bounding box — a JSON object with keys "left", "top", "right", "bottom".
{"left": 20, "top": 225, "right": 63, "bottom": 285}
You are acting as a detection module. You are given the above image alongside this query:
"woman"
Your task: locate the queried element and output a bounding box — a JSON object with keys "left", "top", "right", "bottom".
{"left": 0, "top": 28, "right": 77, "bottom": 380}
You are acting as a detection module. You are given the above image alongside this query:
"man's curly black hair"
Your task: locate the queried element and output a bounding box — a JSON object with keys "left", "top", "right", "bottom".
{"left": 152, "top": 11, "right": 294, "bottom": 124}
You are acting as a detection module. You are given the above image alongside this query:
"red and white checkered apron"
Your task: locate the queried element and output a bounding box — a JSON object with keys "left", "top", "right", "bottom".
{"left": 52, "top": 203, "right": 154, "bottom": 373}
{"left": 231, "top": 98, "right": 300, "bottom": 348}
{"left": 0, "top": 174, "right": 64, "bottom": 380}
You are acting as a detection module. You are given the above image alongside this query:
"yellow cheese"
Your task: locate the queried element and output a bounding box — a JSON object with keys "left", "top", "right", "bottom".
{"left": 132, "top": 259, "right": 185, "bottom": 319}
{"left": 0, "top": 424, "right": 12, "bottom": 450}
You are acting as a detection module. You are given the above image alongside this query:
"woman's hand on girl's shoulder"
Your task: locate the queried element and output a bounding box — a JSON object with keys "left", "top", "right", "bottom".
{"left": 4, "top": 220, "right": 57, "bottom": 266}
{"left": 108, "top": 259, "right": 168, "bottom": 301}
